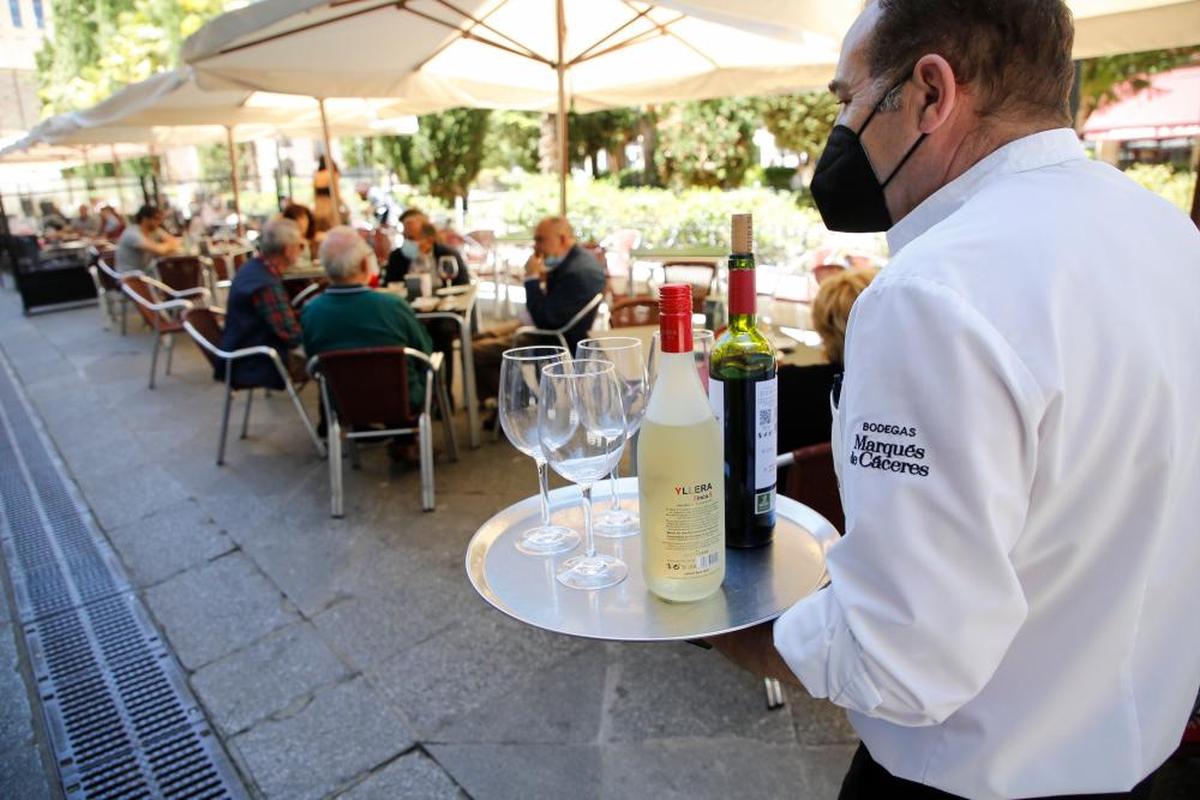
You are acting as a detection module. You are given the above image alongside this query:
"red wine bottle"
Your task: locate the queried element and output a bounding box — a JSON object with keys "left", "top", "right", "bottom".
{"left": 709, "top": 214, "right": 777, "bottom": 548}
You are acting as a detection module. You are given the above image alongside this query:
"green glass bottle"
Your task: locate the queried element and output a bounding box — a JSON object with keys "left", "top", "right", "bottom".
{"left": 708, "top": 213, "right": 777, "bottom": 547}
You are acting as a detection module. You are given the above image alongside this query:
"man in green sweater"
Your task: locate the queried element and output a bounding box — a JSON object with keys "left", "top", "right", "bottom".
{"left": 302, "top": 226, "right": 434, "bottom": 412}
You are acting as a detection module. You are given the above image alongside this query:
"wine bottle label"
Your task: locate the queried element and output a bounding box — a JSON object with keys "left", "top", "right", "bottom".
{"left": 755, "top": 377, "right": 777, "bottom": 492}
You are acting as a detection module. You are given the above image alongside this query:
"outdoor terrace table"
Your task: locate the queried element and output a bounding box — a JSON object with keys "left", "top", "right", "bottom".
{"left": 411, "top": 284, "right": 481, "bottom": 449}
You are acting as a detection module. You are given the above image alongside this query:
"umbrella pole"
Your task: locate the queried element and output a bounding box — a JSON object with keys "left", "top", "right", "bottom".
{"left": 318, "top": 98, "right": 343, "bottom": 225}
{"left": 555, "top": 0, "right": 567, "bottom": 217}
{"left": 111, "top": 144, "right": 123, "bottom": 213}
{"left": 226, "top": 126, "right": 243, "bottom": 235}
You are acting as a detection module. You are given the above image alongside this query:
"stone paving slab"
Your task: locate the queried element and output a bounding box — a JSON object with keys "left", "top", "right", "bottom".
{"left": 107, "top": 499, "right": 236, "bottom": 588}
{"left": 144, "top": 551, "right": 299, "bottom": 670}
{"left": 190, "top": 621, "right": 354, "bottom": 737}
{"left": 598, "top": 740, "right": 854, "bottom": 800}
{"left": 229, "top": 676, "right": 416, "bottom": 800}
{"left": 434, "top": 645, "right": 608, "bottom": 745}
{"left": 370, "top": 610, "right": 594, "bottom": 738}
{"left": 427, "top": 743, "right": 602, "bottom": 800}
{"left": 337, "top": 751, "right": 465, "bottom": 800}
{"left": 606, "top": 644, "right": 797, "bottom": 744}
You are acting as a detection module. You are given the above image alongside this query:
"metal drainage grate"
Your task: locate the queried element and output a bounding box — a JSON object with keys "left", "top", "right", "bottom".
{"left": 0, "top": 354, "right": 247, "bottom": 800}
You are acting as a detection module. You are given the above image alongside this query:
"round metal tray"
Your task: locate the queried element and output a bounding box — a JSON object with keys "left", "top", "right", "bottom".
{"left": 465, "top": 478, "right": 839, "bottom": 642}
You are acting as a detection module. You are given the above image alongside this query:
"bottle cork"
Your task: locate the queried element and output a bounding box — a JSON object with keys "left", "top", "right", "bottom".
{"left": 731, "top": 213, "right": 753, "bottom": 254}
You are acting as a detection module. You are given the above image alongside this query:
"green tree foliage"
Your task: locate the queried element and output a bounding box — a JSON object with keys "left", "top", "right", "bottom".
{"left": 568, "top": 108, "right": 639, "bottom": 175}
{"left": 482, "top": 111, "right": 542, "bottom": 172}
{"left": 414, "top": 109, "right": 491, "bottom": 202}
{"left": 654, "top": 97, "right": 761, "bottom": 190}
{"left": 36, "top": 0, "right": 235, "bottom": 115}
{"left": 1076, "top": 47, "right": 1200, "bottom": 130}
{"left": 759, "top": 92, "right": 840, "bottom": 162}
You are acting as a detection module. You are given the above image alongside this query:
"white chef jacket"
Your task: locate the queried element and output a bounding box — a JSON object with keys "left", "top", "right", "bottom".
{"left": 774, "top": 129, "right": 1200, "bottom": 799}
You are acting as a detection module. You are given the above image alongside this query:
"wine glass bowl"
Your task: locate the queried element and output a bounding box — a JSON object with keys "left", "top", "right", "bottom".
{"left": 539, "top": 359, "right": 629, "bottom": 590}
{"left": 499, "top": 346, "right": 580, "bottom": 556}
{"left": 575, "top": 336, "right": 646, "bottom": 538}
{"left": 437, "top": 255, "right": 459, "bottom": 286}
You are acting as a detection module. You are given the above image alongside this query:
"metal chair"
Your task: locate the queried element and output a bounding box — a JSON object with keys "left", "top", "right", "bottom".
{"left": 182, "top": 306, "right": 325, "bottom": 466}
{"left": 153, "top": 255, "right": 214, "bottom": 294}
{"left": 88, "top": 256, "right": 137, "bottom": 333}
{"left": 309, "top": 347, "right": 458, "bottom": 516}
{"left": 121, "top": 274, "right": 209, "bottom": 389}
{"left": 662, "top": 261, "right": 717, "bottom": 313}
{"left": 609, "top": 296, "right": 660, "bottom": 328}
{"left": 778, "top": 443, "right": 844, "bottom": 533}
{"left": 512, "top": 293, "right": 605, "bottom": 351}
{"left": 291, "top": 282, "right": 326, "bottom": 311}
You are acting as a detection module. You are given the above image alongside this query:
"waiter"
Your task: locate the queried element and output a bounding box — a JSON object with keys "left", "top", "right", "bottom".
{"left": 714, "top": 2, "right": 1200, "bottom": 798}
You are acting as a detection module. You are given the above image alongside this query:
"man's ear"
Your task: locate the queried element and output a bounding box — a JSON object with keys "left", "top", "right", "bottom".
{"left": 912, "top": 54, "right": 957, "bottom": 134}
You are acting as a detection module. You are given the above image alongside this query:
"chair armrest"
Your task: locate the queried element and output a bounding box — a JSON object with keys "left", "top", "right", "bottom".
{"left": 167, "top": 286, "right": 211, "bottom": 301}
{"left": 428, "top": 351, "right": 445, "bottom": 375}
{"left": 776, "top": 452, "right": 796, "bottom": 469}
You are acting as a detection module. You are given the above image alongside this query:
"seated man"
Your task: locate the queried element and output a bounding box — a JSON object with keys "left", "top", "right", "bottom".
{"left": 473, "top": 216, "right": 606, "bottom": 413}
{"left": 385, "top": 217, "right": 471, "bottom": 399}
{"left": 302, "top": 226, "right": 434, "bottom": 413}
{"left": 71, "top": 204, "right": 101, "bottom": 238}
{"left": 218, "top": 218, "right": 307, "bottom": 389}
{"left": 385, "top": 211, "right": 470, "bottom": 288}
{"left": 115, "top": 204, "right": 180, "bottom": 272}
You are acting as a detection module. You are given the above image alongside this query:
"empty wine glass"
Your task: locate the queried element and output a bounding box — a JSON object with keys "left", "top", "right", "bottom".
{"left": 437, "top": 255, "right": 459, "bottom": 287}
{"left": 539, "top": 359, "right": 628, "bottom": 590}
{"left": 500, "top": 346, "right": 581, "bottom": 556}
{"left": 649, "top": 329, "right": 715, "bottom": 392}
{"left": 575, "top": 337, "right": 646, "bottom": 538}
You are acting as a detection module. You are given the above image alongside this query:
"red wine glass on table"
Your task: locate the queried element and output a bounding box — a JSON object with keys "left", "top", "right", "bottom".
{"left": 499, "top": 346, "right": 581, "bottom": 556}
{"left": 574, "top": 336, "right": 646, "bottom": 538}
{"left": 539, "top": 359, "right": 629, "bottom": 590}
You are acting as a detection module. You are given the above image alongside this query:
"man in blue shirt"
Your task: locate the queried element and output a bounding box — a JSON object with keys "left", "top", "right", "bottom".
{"left": 472, "top": 217, "right": 605, "bottom": 413}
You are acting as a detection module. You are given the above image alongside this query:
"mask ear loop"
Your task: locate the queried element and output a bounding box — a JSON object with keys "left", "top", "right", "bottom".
{"left": 880, "top": 133, "right": 927, "bottom": 189}
{"left": 857, "top": 74, "right": 929, "bottom": 190}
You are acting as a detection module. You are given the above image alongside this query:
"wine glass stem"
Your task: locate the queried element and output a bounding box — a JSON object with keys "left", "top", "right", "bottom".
{"left": 608, "top": 462, "right": 621, "bottom": 511}
{"left": 581, "top": 483, "right": 596, "bottom": 559}
{"left": 536, "top": 458, "right": 552, "bottom": 527}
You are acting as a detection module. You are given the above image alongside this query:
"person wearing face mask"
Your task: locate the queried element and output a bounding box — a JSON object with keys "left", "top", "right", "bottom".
{"left": 471, "top": 216, "right": 605, "bottom": 422}
{"left": 710, "top": 2, "right": 1200, "bottom": 799}
{"left": 385, "top": 209, "right": 470, "bottom": 289}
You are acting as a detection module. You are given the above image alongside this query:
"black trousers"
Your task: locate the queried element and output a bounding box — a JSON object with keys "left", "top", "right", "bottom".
{"left": 839, "top": 744, "right": 1159, "bottom": 800}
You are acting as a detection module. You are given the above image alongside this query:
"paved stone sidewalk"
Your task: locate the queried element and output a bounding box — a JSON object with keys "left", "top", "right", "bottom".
{"left": 0, "top": 290, "right": 857, "bottom": 799}
{"left": 0, "top": 287, "right": 1195, "bottom": 800}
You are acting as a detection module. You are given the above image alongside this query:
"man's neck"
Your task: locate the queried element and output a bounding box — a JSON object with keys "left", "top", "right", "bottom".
{"left": 262, "top": 255, "right": 289, "bottom": 275}
{"left": 899, "top": 118, "right": 1064, "bottom": 221}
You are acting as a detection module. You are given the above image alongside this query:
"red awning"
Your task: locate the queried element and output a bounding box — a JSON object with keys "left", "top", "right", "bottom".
{"left": 1083, "top": 65, "right": 1200, "bottom": 142}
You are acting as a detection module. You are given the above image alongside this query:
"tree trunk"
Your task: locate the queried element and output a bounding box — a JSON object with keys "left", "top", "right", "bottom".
{"left": 639, "top": 107, "right": 658, "bottom": 187}
{"left": 538, "top": 114, "right": 559, "bottom": 174}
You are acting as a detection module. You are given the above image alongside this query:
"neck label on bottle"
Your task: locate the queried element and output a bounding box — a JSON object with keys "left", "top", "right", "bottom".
{"left": 728, "top": 269, "right": 755, "bottom": 316}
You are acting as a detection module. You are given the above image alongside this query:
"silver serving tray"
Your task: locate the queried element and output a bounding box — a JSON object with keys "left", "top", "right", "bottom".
{"left": 465, "top": 478, "right": 839, "bottom": 642}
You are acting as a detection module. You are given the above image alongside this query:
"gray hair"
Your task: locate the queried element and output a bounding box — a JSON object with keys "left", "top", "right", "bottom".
{"left": 260, "top": 218, "right": 302, "bottom": 257}
{"left": 318, "top": 226, "right": 373, "bottom": 281}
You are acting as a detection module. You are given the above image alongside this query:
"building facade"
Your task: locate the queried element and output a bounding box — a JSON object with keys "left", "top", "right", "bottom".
{"left": 1, "top": 0, "right": 51, "bottom": 140}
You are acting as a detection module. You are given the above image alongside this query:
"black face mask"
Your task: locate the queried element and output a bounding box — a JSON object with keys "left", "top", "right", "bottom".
{"left": 810, "top": 78, "right": 927, "bottom": 233}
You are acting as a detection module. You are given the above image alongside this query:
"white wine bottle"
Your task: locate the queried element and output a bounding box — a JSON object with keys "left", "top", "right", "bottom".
{"left": 638, "top": 284, "right": 725, "bottom": 602}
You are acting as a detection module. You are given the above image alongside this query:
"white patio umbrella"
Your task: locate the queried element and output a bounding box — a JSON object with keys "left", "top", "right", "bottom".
{"left": 661, "top": 1, "right": 1200, "bottom": 58}
{"left": 26, "top": 68, "right": 421, "bottom": 228}
{"left": 181, "top": 0, "right": 844, "bottom": 215}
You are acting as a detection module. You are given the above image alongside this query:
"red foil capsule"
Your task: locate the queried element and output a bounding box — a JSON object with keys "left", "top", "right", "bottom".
{"left": 658, "top": 284, "right": 693, "bottom": 354}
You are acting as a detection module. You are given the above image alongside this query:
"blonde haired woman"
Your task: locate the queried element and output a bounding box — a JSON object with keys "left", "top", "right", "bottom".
{"left": 778, "top": 268, "right": 878, "bottom": 450}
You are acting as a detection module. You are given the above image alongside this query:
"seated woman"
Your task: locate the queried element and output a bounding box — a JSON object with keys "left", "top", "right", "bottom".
{"left": 778, "top": 268, "right": 877, "bottom": 453}
{"left": 281, "top": 202, "right": 321, "bottom": 257}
